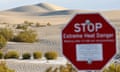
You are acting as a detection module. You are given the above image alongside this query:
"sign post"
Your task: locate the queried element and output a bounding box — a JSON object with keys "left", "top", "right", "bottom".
{"left": 62, "top": 13, "right": 116, "bottom": 71}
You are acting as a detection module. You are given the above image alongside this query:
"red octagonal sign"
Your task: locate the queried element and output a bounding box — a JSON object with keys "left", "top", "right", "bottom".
{"left": 62, "top": 13, "right": 116, "bottom": 70}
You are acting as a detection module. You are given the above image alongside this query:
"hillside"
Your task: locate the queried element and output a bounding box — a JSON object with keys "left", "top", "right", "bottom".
{"left": 6, "top": 2, "right": 67, "bottom": 12}
{"left": 0, "top": 3, "right": 120, "bottom": 25}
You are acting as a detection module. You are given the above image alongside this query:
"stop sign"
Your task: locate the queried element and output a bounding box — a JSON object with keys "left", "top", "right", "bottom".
{"left": 62, "top": 13, "right": 116, "bottom": 70}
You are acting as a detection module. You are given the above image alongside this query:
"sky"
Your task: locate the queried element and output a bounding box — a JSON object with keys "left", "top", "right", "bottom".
{"left": 0, "top": 0, "right": 120, "bottom": 11}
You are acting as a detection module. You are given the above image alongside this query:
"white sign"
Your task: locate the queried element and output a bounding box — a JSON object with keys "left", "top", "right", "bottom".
{"left": 76, "top": 44, "right": 103, "bottom": 64}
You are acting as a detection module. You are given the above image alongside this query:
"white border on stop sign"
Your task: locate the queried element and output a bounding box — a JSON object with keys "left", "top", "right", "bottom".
{"left": 60, "top": 12, "right": 118, "bottom": 71}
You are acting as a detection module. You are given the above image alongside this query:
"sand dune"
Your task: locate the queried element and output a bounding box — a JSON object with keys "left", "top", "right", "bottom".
{"left": 7, "top": 5, "right": 48, "bottom": 12}
{"left": 0, "top": 10, "right": 120, "bottom": 25}
{"left": 35, "top": 2, "right": 67, "bottom": 11}
{"left": 0, "top": 9, "right": 93, "bottom": 16}
{"left": 0, "top": 3, "right": 120, "bottom": 25}
{"left": 0, "top": 3, "right": 69, "bottom": 24}
{"left": 7, "top": 3, "right": 67, "bottom": 13}
{"left": 102, "top": 10, "right": 120, "bottom": 19}
{"left": 39, "top": 10, "right": 94, "bottom": 16}
{"left": 0, "top": 15, "right": 71, "bottom": 25}
{"left": 0, "top": 3, "right": 120, "bottom": 72}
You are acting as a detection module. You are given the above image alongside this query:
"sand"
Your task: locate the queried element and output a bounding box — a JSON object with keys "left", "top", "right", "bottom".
{"left": 0, "top": 2, "right": 120, "bottom": 72}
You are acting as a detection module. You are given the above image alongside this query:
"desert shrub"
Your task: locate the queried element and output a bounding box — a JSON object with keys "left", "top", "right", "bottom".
{"left": 0, "top": 61, "right": 15, "bottom": 72}
{"left": 53, "top": 68, "right": 59, "bottom": 72}
{"left": 2, "top": 22, "right": 7, "bottom": 24}
{"left": 0, "top": 51, "right": 3, "bottom": 59}
{"left": 4, "top": 51, "right": 19, "bottom": 59}
{"left": 33, "top": 51, "right": 42, "bottom": 59}
{"left": 0, "top": 35, "right": 7, "bottom": 49}
{"left": 13, "top": 30, "right": 37, "bottom": 43}
{"left": 47, "top": 22, "right": 51, "bottom": 26}
{"left": 36, "top": 22, "right": 46, "bottom": 27}
{"left": 45, "top": 63, "right": 77, "bottom": 72}
{"left": 103, "top": 63, "right": 120, "bottom": 72}
{"left": 28, "top": 22, "right": 33, "bottom": 26}
{"left": 24, "top": 20, "right": 34, "bottom": 26}
{"left": 22, "top": 53, "right": 31, "bottom": 59}
{"left": 39, "top": 25, "right": 46, "bottom": 27}
{"left": 24, "top": 20, "right": 29, "bottom": 24}
{"left": 45, "top": 67, "right": 52, "bottom": 72}
{"left": 16, "top": 24, "right": 28, "bottom": 30}
{"left": 36, "top": 22, "right": 41, "bottom": 27}
{"left": 0, "top": 28, "right": 14, "bottom": 41}
{"left": 44, "top": 51, "right": 58, "bottom": 60}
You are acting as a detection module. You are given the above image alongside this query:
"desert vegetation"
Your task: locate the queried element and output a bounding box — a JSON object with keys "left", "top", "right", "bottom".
{"left": 45, "top": 63, "right": 77, "bottom": 72}
{"left": 47, "top": 22, "right": 51, "bottom": 26}
{"left": 103, "top": 63, "right": 120, "bottom": 72}
{"left": 0, "top": 35, "right": 7, "bottom": 49}
{"left": 22, "top": 52, "right": 31, "bottom": 59}
{"left": 0, "top": 50, "right": 58, "bottom": 60}
{"left": 16, "top": 20, "right": 34, "bottom": 30}
{"left": 0, "top": 28, "right": 14, "bottom": 49}
{"left": 23, "top": 21, "right": 52, "bottom": 27}
{"left": 36, "top": 22, "right": 41, "bottom": 27}
{"left": 0, "top": 61, "right": 15, "bottom": 72}
{"left": 4, "top": 51, "right": 19, "bottom": 59}
{"left": 16, "top": 24, "right": 28, "bottom": 30}
{"left": 13, "top": 30, "right": 37, "bottom": 43}
{"left": 24, "top": 20, "right": 33, "bottom": 26}
{"left": 0, "top": 28, "right": 14, "bottom": 41}
{"left": 44, "top": 51, "right": 58, "bottom": 60}
{"left": 2, "top": 22, "right": 8, "bottom": 24}
{"left": 33, "top": 51, "right": 42, "bottom": 59}
{"left": 0, "top": 51, "right": 3, "bottom": 59}
{"left": 23, "top": 20, "right": 52, "bottom": 27}
{"left": 0, "top": 28, "right": 38, "bottom": 49}
{"left": 0, "top": 2, "right": 120, "bottom": 72}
